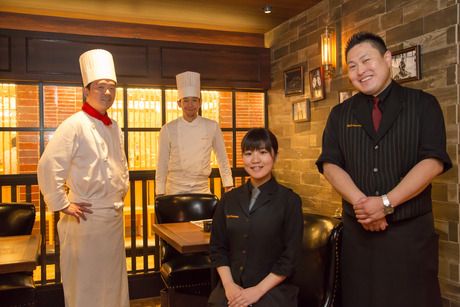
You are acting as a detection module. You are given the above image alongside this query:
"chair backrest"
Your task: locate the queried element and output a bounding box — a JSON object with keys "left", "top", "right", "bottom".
{"left": 0, "top": 203, "right": 36, "bottom": 236}
{"left": 155, "top": 193, "right": 218, "bottom": 224}
{"left": 155, "top": 194, "right": 219, "bottom": 263}
{"left": 291, "top": 213, "right": 342, "bottom": 307}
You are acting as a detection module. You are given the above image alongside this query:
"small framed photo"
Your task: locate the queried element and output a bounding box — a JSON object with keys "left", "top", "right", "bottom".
{"left": 284, "top": 66, "right": 304, "bottom": 96}
{"left": 391, "top": 45, "right": 421, "bottom": 83}
{"left": 292, "top": 98, "right": 311, "bottom": 122}
{"left": 338, "top": 90, "right": 359, "bottom": 103}
{"left": 309, "top": 67, "right": 325, "bottom": 101}
{"left": 338, "top": 90, "right": 353, "bottom": 103}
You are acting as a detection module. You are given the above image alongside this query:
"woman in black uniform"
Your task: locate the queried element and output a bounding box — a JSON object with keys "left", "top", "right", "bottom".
{"left": 208, "top": 128, "right": 303, "bottom": 307}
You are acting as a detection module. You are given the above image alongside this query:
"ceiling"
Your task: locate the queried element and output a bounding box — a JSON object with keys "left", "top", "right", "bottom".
{"left": 0, "top": 0, "right": 321, "bottom": 34}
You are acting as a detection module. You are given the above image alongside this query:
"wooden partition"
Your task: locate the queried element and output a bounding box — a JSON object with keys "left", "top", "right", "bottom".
{"left": 0, "top": 29, "right": 270, "bottom": 89}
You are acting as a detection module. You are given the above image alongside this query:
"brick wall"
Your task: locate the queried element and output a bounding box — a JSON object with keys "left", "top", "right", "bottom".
{"left": 265, "top": 0, "right": 459, "bottom": 305}
{"left": 235, "top": 92, "right": 265, "bottom": 128}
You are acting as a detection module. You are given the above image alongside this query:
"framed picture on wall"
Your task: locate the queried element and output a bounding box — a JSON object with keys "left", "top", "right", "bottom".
{"left": 309, "top": 67, "right": 325, "bottom": 101}
{"left": 338, "top": 90, "right": 353, "bottom": 103}
{"left": 284, "top": 66, "right": 304, "bottom": 96}
{"left": 338, "top": 90, "right": 359, "bottom": 103}
{"left": 292, "top": 98, "right": 311, "bottom": 122}
{"left": 391, "top": 45, "right": 421, "bottom": 83}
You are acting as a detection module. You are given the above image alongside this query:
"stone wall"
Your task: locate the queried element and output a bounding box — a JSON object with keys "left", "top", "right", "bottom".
{"left": 265, "top": 0, "right": 459, "bottom": 305}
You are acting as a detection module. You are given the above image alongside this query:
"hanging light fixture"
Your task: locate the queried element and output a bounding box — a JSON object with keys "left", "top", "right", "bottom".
{"left": 263, "top": 4, "right": 272, "bottom": 14}
{"left": 321, "top": 27, "right": 336, "bottom": 78}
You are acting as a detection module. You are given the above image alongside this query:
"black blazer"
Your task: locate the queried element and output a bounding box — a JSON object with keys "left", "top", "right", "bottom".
{"left": 210, "top": 178, "right": 303, "bottom": 288}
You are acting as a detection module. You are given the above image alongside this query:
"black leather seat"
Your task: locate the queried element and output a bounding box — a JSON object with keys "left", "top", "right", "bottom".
{"left": 155, "top": 193, "right": 218, "bottom": 296}
{"left": 0, "top": 203, "right": 37, "bottom": 307}
{"left": 291, "top": 213, "right": 342, "bottom": 307}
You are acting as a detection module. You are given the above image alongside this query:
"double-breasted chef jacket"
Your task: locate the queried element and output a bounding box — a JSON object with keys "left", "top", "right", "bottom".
{"left": 38, "top": 111, "right": 130, "bottom": 307}
{"left": 155, "top": 115, "right": 233, "bottom": 195}
{"left": 209, "top": 178, "right": 303, "bottom": 306}
{"left": 316, "top": 81, "right": 452, "bottom": 307}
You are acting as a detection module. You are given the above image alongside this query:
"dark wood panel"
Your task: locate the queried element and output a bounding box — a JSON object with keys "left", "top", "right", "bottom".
{"left": 161, "top": 47, "right": 262, "bottom": 83}
{"left": 26, "top": 38, "right": 149, "bottom": 78}
{"left": 0, "top": 29, "right": 270, "bottom": 89}
{"left": 0, "top": 35, "right": 11, "bottom": 72}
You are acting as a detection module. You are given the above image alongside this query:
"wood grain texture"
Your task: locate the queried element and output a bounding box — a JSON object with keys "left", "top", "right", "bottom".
{"left": 0, "top": 28, "right": 270, "bottom": 89}
{"left": 0, "top": 12, "right": 264, "bottom": 48}
{"left": 0, "top": 234, "right": 40, "bottom": 274}
{"left": 152, "top": 222, "right": 210, "bottom": 254}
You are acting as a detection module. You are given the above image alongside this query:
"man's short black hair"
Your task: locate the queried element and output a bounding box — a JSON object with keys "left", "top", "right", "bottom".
{"left": 241, "top": 128, "right": 278, "bottom": 157}
{"left": 345, "top": 32, "right": 388, "bottom": 57}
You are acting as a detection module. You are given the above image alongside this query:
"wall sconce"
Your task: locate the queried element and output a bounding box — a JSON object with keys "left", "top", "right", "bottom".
{"left": 321, "top": 27, "right": 336, "bottom": 78}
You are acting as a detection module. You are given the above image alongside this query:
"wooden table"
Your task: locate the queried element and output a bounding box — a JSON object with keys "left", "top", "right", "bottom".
{"left": 152, "top": 222, "right": 218, "bottom": 289}
{"left": 0, "top": 234, "right": 40, "bottom": 274}
{"left": 152, "top": 222, "right": 210, "bottom": 254}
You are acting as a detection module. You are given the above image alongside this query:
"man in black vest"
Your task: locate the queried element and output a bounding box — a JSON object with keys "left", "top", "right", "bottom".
{"left": 316, "top": 32, "right": 452, "bottom": 307}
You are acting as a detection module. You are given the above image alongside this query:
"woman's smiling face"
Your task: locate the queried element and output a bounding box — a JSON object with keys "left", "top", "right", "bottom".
{"left": 243, "top": 148, "right": 275, "bottom": 187}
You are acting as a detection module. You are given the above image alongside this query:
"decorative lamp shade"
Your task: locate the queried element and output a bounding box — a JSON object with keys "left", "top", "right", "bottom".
{"left": 321, "top": 28, "right": 336, "bottom": 77}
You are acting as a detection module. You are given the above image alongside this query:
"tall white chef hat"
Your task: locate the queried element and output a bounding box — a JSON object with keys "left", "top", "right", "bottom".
{"left": 176, "top": 71, "right": 201, "bottom": 100}
{"left": 79, "top": 49, "right": 117, "bottom": 87}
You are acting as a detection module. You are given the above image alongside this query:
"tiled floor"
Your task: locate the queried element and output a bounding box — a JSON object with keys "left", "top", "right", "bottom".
{"left": 130, "top": 296, "right": 161, "bottom": 307}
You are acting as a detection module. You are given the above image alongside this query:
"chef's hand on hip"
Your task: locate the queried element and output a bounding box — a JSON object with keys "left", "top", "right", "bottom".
{"left": 62, "top": 203, "right": 93, "bottom": 223}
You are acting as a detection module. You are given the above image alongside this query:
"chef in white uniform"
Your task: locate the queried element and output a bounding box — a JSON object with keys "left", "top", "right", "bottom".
{"left": 156, "top": 71, "right": 233, "bottom": 195}
{"left": 37, "top": 49, "right": 130, "bottom": 307}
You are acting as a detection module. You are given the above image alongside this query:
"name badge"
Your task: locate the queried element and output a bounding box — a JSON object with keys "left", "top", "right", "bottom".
{"left": 346, "top": 124, "right": 362, "bottom": 128}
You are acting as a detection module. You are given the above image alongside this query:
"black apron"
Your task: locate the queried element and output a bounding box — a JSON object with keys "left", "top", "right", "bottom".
{"left": 341, "top": 212, "right": 442, "bottom": 307}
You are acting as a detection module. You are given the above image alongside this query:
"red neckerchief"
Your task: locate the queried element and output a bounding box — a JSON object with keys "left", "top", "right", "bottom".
{"left": 82, "top": 102, "right": 112, "bottom": 126}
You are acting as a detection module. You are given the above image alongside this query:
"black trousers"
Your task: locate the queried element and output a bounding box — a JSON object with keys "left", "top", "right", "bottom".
{"left": 341, "top": 212, "right": 442, "bottom": 307}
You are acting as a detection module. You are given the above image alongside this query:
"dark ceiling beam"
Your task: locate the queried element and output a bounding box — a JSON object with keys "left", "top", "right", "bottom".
{"left": 0, "top": 12, "right": 265, "bottom": 48}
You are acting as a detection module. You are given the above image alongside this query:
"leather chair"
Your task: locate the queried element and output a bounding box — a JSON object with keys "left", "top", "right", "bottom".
{"left": 0, "top": 203, "right": 37, "bottom": 307}
{"left": 155, "top": 193, "right": 218, "bottom": 300}
{"left": 291, "top": 213, "right": 343, "bottom": 307}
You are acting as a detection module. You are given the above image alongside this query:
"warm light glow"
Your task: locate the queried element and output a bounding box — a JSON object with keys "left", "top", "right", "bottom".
{"left": 263, "top": 4, "right": 272, "bottom": 14}
{"left": 321, "top": 27, "right": 336, "bottom": 77}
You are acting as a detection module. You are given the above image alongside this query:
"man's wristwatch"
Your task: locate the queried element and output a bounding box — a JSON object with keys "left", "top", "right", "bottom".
{"left": 381, "top": 194, "right": 394, "bottom": 215}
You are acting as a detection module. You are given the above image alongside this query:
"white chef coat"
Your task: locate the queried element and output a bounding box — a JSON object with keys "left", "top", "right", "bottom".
{"left": 37, "top": 111, "right": 129, "bottom": 307}
{"left": 155, "top": 116, "right": 233, "bottom": 195}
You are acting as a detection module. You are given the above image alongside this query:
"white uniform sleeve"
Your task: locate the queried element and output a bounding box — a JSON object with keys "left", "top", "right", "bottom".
{"left": 37, "top": 122, "right": 78, "bottom": 212}
{"left": 212, "top": 123, "right": 233, "bottom": 188}
{"left": 155, "top": 125, "right": 170, "bottom": 195}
